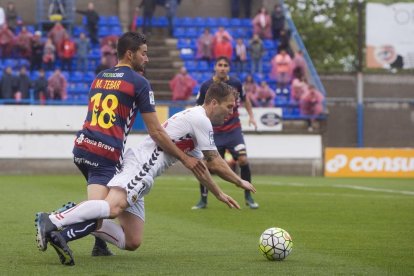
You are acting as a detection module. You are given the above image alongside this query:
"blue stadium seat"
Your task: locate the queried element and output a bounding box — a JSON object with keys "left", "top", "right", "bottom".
{"left": 230, "top": 18, "right": 242, "bottom": 27}
{"left": 186, "top": 28, "right": 199, "bottom": 38}
{"left": 99, "top": 16, "right": 108, "bottom": 26}
{"left": 173, "top": 17, "right": 183, "bottom": 27}
{"left": 72, "top": 26, "right": 84, "bottom": 37}
{"left": 110, "top": 26, "right": 122, "bottom": 36}
{"left": 206, "top": 17, "right": 219, "bottom": 27}
{"left": 99, "top": 26, "right": 110, "bottom": 37}
{"left": 184, "top": 61, "right": 197, "bottom": 72}
{"left": 263, "top": 39, "right": 275, "bottom": 50}
{"left": 173, "top": 27, "right": 186, "bottom": 38}
{"left": 3, "top": 59, "right": 18, "bottom": 69}
{"left": 89, "top": 48, "right": 101, "bottom": 59}
{"left": 192, "top": 84, "right": 200, "bottom": 95}
{"left": 201, "top": 72, "right": 212, "bottom": 81}
{"left": 218, "top": 17, "right": 230, "bottom": 27}
{"left": 241, "top": 19, "right": 252, "bottom": 28}
{"left": 194, "top": 17, "right": 206, "bottom": 27}
{"left": 181, "top": 17, "right": 194, "bottom": 27}
{"left": 179, "top": 48, "right": 195, "bottom": 60}
{"left": 70, "top": 71, "right": 84, "bottom": 82}
{"left": 136, "top": 17, "right": 143, "bottom": 26}
{"left": 191, "top": 72, "right": 202, "bottom": 83}
{"left": 108, "top": 16, "right": 120, "bottom": 25}
{"left": 152, "top": 16, "right": 168, "bottom": 27}
{"left": 198, "top": 61, "right": 209, "bottom": 72}
{"left": 84, "top": 71, "right": 95, "bottom": 83}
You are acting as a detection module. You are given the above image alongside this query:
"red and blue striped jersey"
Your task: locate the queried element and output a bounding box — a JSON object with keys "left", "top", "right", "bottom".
{"left": 73, "top": 66, "right": 155, "bottom": 166}
{"left": 196, "top": 76, "right": 244, "bottom": 133}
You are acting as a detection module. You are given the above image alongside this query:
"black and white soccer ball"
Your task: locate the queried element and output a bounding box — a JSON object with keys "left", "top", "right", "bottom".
{"left": 259, "top": 227, "right": 293, "bottom": 261}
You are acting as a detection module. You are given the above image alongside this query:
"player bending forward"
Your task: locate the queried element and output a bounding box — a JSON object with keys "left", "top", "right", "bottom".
{"left": 35, "top": 82, "right": 257, "bottom": 265}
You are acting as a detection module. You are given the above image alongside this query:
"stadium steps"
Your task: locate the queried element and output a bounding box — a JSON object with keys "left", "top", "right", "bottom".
{"left": 144, "top": 33, "right": 183, "bottom": 100}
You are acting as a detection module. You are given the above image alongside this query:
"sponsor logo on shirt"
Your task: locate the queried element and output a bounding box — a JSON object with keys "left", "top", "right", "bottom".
{"left": 149, "top": 91, "right": 155, "bottom": 105}
{"left": 209, "top": 131, "right": 215, "bottom": 145}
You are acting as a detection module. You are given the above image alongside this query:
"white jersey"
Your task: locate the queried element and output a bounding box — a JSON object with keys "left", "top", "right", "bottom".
{"left": 107, "top": 106, "right": 217, "bottom": 211}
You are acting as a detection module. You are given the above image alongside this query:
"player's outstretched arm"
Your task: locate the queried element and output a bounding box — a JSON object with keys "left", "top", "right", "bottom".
{"left": 141, "top": 112, "right": 206, "bottom": 177}
{"left": 202, "top": 150, "right": 256, "bottom": 193}
{"left": 243, "top": 96, "right": 257, "bottom": 130}
{"left": 192, "top": 167, "right": 241, "bottom": 209}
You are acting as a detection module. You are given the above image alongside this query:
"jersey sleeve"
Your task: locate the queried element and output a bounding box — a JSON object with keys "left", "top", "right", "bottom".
{"left": 135, "top": 76, "right": 156, "bottom": 113}
{"left": 190, "top": 112, "right": 217, "bottom": 153}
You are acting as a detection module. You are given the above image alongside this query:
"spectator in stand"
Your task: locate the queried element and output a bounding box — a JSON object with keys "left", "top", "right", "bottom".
{"left": 76, "top": 32, "right": 91, "bottom": 73}
{"left": 243, "top": 74, "right": 258, "bottom": 105}
{"left": 254, "top": 80, "right": 275, "bottom": 107}
{"left": 140, "top": 0, "right": 156, "bottom": 35}
{"left": 47, "top": 67, "right": 67, "bottom": 100}
{"left": 213, "top": 35, "right": 233, "bottom": 60}
{"left": 43, "top": 38, "right": 56, "bottom": 71}
{"left": 300, "top": 84, "right": 325, "bottom": 131}
{"left": 5, "top": 2, "right": 18, "bottom": 33}
{"left": 60, "top": 33, "right": 76, "bottom": 71}
{"left": 15, "top": 25, "right": 33, "bottom": 59}
{"left": 248, "top": 34, "right": 264, "bottom": 75}
{"left": 130, "top": 6, "right": 140, "bottom": 32}
{"left": 252, "top": 7, "right": 272, "bottom": 40}
{"left": 95, "top": 56, "right": 110, "bottom": 75}
{"left": 169, "top": 66, "right": 197, "bottom": 101}
{"left": 278, "top": 28, "right": 292, "bottom": 55}
{"left": 196, "top": 28, "right": 214, "bottom": 61}
{"left": 0, "top": 66, "right": 17, "bottom": 99}
{"left": 48, "top": 21, "right": 67, "bottom": 51}
{"left": 234, "top": 38, "right": 247, "bottom": 74}
{"left": 165, "top": 0, "right": 178, "bottom": 37}
{"left": 292, "top": 50, "right": 307, "bottom": 77}
{"left": 214, "top": 26, "right": 233, "bottom": 45}
{"left": 0, "top": 24, "right": 15, "bottom": 59}
{"left": 30, "top": 31, "right": 44, "bottom": 71}
{"left": 271, "top": 4, "right": 285, "bottom": 41}
{"left": 0, "top": 6, "right": 5, "bottom": 28}
{"left": 76, "top": 2, "right": 99, "bottom": 45}
{"left": 33, "top": 68, "right": 48, "bottom": 103}
{"left": 270, "top": 49, "right": 292, "bottom": 94}
{"left": 101, "top": 39, "right": 117, "bottom": 68}
{"left": 290, "top": 67, "right": 308, "bottom": 103}
{"left": 15, "top": 66, "right": 31, "bottom": 100}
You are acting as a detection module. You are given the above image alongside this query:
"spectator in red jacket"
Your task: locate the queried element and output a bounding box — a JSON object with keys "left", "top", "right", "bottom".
{"left": 0, "top": 24, "right": 15, "bottom": 58}
{"left": 59, "top": 34, "right": 76, "bottom": 71}
{"left": 214, "top": 36, "right": 233, "bottom": 60}
{"left": 48, "top": 21, "right": 68, "bottom": 50}
{"left": 252, "top": 7, "right": 272, "bottom": 39}
{"left": 169, "top": 66, "right": 197, "bottom": 101}
{"left": 15, "top": 26, "right": 33, "bottom": 59}
{"left": 300, "top": 84, "right": 325, "bottom": 131}
{"left": 47, "top": 68, "right": 67, "bottom": 100}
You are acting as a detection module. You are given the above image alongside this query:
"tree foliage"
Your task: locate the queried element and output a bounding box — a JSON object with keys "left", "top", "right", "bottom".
{"left": 285, "top": 0, "right": 413, "bottom": 72}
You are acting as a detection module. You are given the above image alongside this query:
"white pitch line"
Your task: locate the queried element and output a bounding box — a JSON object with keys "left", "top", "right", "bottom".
{"left": 333, "top": 185, "right": 414, "bottom": 196}
{"left": 255, "top": 180, "right": 414, "bottom": 196}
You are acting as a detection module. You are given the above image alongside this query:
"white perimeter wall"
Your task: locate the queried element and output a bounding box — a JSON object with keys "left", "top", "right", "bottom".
{"left": 0, "top": 106, "right": 322, "bottom": 159}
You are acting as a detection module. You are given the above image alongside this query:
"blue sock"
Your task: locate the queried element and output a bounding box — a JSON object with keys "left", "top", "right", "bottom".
{"left": 61, "top": 220, "right": 98, "bottom": 243}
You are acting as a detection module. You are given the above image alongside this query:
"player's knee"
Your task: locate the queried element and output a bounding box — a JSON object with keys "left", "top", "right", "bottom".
{"left": 124, "top": 237, "right": 142, "bottom": 251}
{"left": 238, "top": 155, "right": 248, "bottom": 166}
{"left": 108, "top": 204, "right": 124, "bottom": 218}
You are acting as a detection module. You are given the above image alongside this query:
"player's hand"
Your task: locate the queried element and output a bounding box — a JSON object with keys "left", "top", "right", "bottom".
{"left": 182, "top": 155, "right": 206, "bottom": 178}
{"left": 216, "top": 192, "right": 241, "bottom": 209}
{"left": 237, "top": 180, "right": 256, "bottom": 193}
{"left": 249, "top": 116, "right": 258, "bottom": 130}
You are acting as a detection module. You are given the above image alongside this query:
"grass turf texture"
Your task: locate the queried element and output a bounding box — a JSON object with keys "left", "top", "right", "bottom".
{"left": 0, "top": 175, "right": 413, "bottom": 275}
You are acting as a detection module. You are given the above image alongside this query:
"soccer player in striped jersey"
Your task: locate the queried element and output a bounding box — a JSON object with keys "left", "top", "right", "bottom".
{"left": 35, "top": 82, "right": 256, "bottom": 265}
{"left": 36, "top": 32, "right": 206, "bottom": 263}
{"left": 192, "top": 56, "right": 259, "bottom": 209}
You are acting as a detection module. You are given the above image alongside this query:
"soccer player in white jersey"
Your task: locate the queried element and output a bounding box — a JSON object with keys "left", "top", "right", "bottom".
{"left": 35, "top": 82, "right": 257, "bottom": 265}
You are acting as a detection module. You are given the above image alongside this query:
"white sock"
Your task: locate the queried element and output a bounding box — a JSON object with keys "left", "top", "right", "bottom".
{"left": 92, "top": 219, "right": 126, "bottom": 249}
{"left": 49, "top": 200, "right": 110, "bottom": 228}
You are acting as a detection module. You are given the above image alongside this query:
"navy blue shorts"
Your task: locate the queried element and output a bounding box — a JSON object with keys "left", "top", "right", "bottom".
{"left": 73, "top": 156, "right": 117, "bottom": 186}
{"left": 214, "top": 127, "right": 247, "bottom": 160}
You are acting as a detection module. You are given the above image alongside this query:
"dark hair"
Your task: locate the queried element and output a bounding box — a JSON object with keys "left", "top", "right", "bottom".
{"left": 117, "top": 32, "right": 147, "bottom": 59}
{"left": 204, "top": 82, "right": 237, "bottom": 104}
{"left": 215, "top": 56, "right": 231, "bottom": 66}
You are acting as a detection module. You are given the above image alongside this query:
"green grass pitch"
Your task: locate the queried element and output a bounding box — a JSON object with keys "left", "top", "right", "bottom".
{"left": 0, "top": 174, "right": 413, "bottom": 275}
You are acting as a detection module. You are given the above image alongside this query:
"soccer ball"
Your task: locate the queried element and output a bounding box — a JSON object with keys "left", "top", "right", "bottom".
{"left": 259, "top": 227, "right": 293, "bottom": 261}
